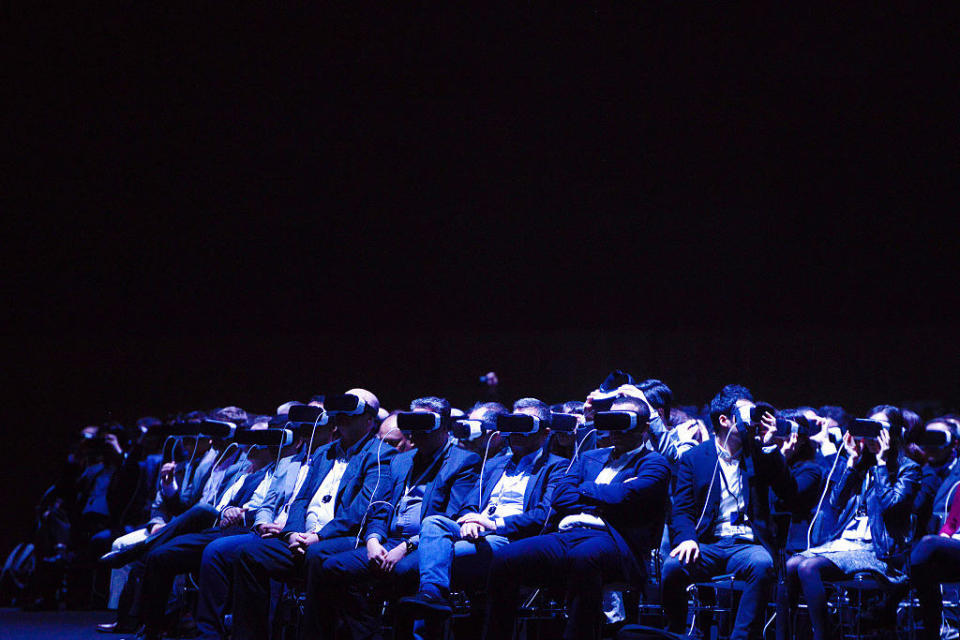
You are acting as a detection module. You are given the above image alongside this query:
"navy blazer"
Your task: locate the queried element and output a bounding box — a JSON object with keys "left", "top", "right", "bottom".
{"left": 366, "top": 441, "right": 480, "bottom": 543}
{"left": 549, "top": 447, "right": 671, "bottom": 583}
{"left": 283, "top": 430, "right": 396, "bottom": 540}
{"left": 772, "top": 458, "right": 824, "bottom": 551}
{"left": 671, "top": 438, "right": 796, "bottom": 554}
{"left": 457, "top": 447, "right": 568, "bottom": 540}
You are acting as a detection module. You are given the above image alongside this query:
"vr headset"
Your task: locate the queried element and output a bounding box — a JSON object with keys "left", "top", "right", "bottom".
{"left": 773, "top": 418, "right": 801, "bottom": 439}
{"left": 917, "top": 429, "right": 951, "bottom": 448}
{"left": 850, "top": 418, "right": 887, "bottom": 441}
{"left": 160, "top": 419, "right": 237, "bottom": 439}
{"left": 549, "top": 412, "right": 580, "bottom": 433}
{"left": 452, "top": 418, "right": 485, "bottom": 441}
{"left": 234, "top": 428, "right": 294, "bottom": 447}
{"left": 594, "top": 410, "right": 644, "bottom": 432}
{"left": 287, "top": 405, "right": 328, "bottom": 426}
{"left": 495, "top": 413, "right": 545, "bottom": 435}
{"left": 325, "top": 393, "right": 371, "bottom": 416}
{"left": 396, "top": 411, "right": 443, "bottom": 433}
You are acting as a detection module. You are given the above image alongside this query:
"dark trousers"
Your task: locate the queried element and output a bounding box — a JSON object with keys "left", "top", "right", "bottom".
{"left": 232, "top": 534, "right": 358, "bottom": 640}
{"left": 115, "top": 505, "right": 222, "bottom": 624}
{"left": 140, "top": 528, "right": 249, "bottom": 628}
{"left": 661, "top": 538, "right": 774, "bottom": 640}
{"left": 313, "top": 539, "right": 420, "bottom": 640}
{"left": 196, "top": 532, "right": 258, "bottom": 640}
{"left": 912, "top": 534, "right": 960, "bottom": 640}
{"left": 483, "top": 528, "right": 630, "bottom": 640}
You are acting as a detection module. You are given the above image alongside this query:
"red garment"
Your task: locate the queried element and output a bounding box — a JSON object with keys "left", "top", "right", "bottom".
{"left": 940, "top": 487, "right": 960, "bottom": 536}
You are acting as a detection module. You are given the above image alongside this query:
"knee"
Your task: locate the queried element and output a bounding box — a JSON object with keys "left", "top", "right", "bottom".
{"left": 911, "top": 535, "right": 941, "bottom": 566}
{"left": 797, "top": 558, "right": 821, "bottom": 583}
{"left": 750, "top": 553, "right": 775, "bottom": 581}
{"left": 421, "top": 514, "right": 454, "bottom": 538}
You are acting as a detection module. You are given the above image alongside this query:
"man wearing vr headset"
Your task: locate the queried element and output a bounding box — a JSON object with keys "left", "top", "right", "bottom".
{"left": 98, "top": 414, "right": 279, "bottom": 636}
{"left": 226, "top": 389, "right": 395, "bottom": 640}
{"left": 310, "top": 396, "right": 481, "bottom": 640}
{"left": 398, "top": 398, "right": 567, "bottom": 626}
{"left": 662, "top": 385, "right": 797, "bottom": 640}
{"left": 452, "top": 402, "right": 509, "bottom": 457}
{"left": 483, "top": 395, "right": 671, "bottom": 640}
{"left": 194, "top": 411, "right": 318, "bottom": 640}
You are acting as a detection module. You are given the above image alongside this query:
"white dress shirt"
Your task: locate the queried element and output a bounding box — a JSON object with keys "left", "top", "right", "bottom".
{"left": 486, "top": 449, "right": 541, "bottom": 528}
{"left": 713, "top": 442, "right": 754, "bottom": 540}
{"left": 304, "top": 459, "right": 349, "bottom": 533}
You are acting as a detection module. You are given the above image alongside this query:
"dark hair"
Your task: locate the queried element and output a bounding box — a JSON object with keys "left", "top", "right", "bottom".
{"left": 818, "top": 405, "right": 851, "bottom": 429}
{"left": 562, "top": 400, "right": 585, "bottom": 415}
{"left": 513, "top": 397, "right": 551, "bottom": 423}
{"left": 709, "top": 384, "right": 754, "bottom": 430}
{"left": 610, "top": 396, "right": 652, "bottom": 425}
{"left": 639, "top": 379, "right": 673, "bottom": 417}
{"left": 411, "top": 396, "right": 452, "bottom": 427}
{"left": 469, "top": 402, "right": 509, "bottom": 430}
{"left": 211, "top": 406, "right": 249, "bottom": 424}
{"left": 902, "top": 408, "right": 922, "bottom": 441}
{"left": 310, "top": 395, "right": 325, "bottom": 404}
{"left": 246, "top": 414, "right": 272, "bottom": 427}
{"left": 869, "top": 404, "right": 904, "bottom": 449}
{"left": 779, "top": 409, "right": 816, "bottom": 461}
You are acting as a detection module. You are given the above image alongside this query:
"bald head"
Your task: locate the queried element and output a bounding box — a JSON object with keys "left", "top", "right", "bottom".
{"left": 345, "top": 388, "right": 380, "bottom": 415}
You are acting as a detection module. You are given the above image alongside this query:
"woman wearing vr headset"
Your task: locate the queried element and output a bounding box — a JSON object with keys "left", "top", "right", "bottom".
{"left": 909, "top": 418, "right": 960, "bottom": 640}
{"left": 783, "top": 405, "right": 921, "bottom": 640}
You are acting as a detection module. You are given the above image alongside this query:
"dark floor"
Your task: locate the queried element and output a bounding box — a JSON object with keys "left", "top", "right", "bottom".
{"left": 0, "top": 608, "right": 116, "bottom": 640}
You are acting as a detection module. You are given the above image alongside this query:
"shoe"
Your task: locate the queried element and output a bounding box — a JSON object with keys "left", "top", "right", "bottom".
{"left": 397, "top": 591, "right": 453, "bottom": 617}
{"left": 99, "top": 543, "right": 146, "bottom": 568}
{"left": 120, "top": 625, "right": 160, "bottom": 640}
{"left": 96, "top": 620, "right": 138, "bottom": 634}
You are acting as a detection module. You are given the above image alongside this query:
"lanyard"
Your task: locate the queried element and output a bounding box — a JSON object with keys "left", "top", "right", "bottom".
{"left": 717, "top": 458, "right": 746, "bottom": 524}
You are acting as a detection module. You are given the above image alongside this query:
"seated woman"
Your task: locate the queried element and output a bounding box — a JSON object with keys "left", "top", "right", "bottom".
{"left": 911, "top": 466, "right": 960, "bottom": 640}
{"left": 783, "top": 405, "right": 921, "bottom": 640}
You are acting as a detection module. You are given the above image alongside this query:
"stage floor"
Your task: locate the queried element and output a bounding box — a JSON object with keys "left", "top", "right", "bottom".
{"left": 0, "top": 608, "right": 116, "bottom": 640}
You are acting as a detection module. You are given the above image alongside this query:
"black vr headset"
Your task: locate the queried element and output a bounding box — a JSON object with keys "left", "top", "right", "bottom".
{"left": 594, "top": 410, "right": 647, "bottom": 432}
{"left": 850, "top": 418, "right": 888, "bottom": 441}
{"left": 916, "top": 428, "right": 952, "bottom": 448}
{"left": 397, "top": 411, "right": 443, "bottom": 433}
{"left": 325, "top": 393, "right": 373, "bottom": 416}
{"left": 159, "top": 419, "right": 237, "bottom": 439}
{"left": 452, "top": 418, "right": 485, "bottom": 441}
{"left": 549, "top": 412, "right": 580, "bottom": 433}
{"left": 495, "top": 413, "right": 549, "bottom": 435}
{"left": 234, "top": 428, "right": 294, "bottom": 447}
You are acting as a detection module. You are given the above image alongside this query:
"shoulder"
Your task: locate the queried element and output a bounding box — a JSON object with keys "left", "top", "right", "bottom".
{"left": 544, "top": 453, "right": 567, "bottom": 468}
{"left": 637, "top": 450, "right": 671, "bottom": 472}
{"left": 392, "top": 450, "right": 416, "bottom": 468}
{"left": 448, "top": 446, "right": 481, "bottom": 468}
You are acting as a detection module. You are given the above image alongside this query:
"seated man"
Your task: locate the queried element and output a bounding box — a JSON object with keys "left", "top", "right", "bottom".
{"left": 482, "top": 395, "right": 672, "bottom": 640}
{"left": 229, "top": 389, "right": 395, "bottom": 640}
{"left": 102, "top": 419, "right": 279, "bottom": 638}
{"left": 194, "top": 411, "right": 331, "bottom": 640}
{"left": 661, "top": 385, "right": 796, "bottom": 640}
{"left": 398, "top": 397, "right": 566, "bottom": 624}
{"left": 310, "top": 396, "right": 481, "bottom": 639}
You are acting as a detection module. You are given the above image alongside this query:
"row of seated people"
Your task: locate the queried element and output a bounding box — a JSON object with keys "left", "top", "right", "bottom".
{"left": 64, "top": 374, "right": 960, "bottom": 640}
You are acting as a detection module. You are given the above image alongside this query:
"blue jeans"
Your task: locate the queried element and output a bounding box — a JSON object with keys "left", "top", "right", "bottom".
{"left": 661, "top": 538, "right": 775, "bottom": 640}
{"left": 418, "top": 514, "right": 510, "bottom": 597}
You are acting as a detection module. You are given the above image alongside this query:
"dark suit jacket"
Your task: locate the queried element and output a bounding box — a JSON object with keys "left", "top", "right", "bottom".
{"left": 549, "top": 447, "right": 672, "bottom": 584}
{"left": 457, "top": 447, "right": 567, "bottom": 540}
{"left": 283, "top": 430, "right": 396, "bottom": 540}
{"left": 772, "top": 458, "right": 824, "bottom": 551}
{"left": 366, "top": 441, "right": 480, "bottom": 543}
{"left": 671, "top": 438, "right": 796, "bottom": 554}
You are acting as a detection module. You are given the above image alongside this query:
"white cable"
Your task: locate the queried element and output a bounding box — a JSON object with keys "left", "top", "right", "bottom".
{"left": 806, "top": 449, "right": 844, "bottom": 550}
{"left": 567, "top": 428, "right": 598, "bottom": 473}
{"left": 354, "top": 428, "right": 394, "bottom": 548}
{"left": 477, "top": 434, "right": 496, "bottom": 512}
{"left": 763, "top": 611, "right": 776, "bottom": 638}
{"left": 694, "top": 427, "right": 734, "bottom": 531}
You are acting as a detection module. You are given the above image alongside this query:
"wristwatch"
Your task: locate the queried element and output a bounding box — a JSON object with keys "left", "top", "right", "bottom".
{"left": 404, "top": 539, "right": 417, "bottom": 554}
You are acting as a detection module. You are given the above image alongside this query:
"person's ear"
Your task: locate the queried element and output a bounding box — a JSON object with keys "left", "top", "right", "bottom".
{"left": 719, "top": 414, "right": 732, "bottom": 429}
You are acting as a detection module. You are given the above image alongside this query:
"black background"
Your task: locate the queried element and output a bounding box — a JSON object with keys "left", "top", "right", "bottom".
{"left": 3, "top": 6, "right": 959, "bottom": 556}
